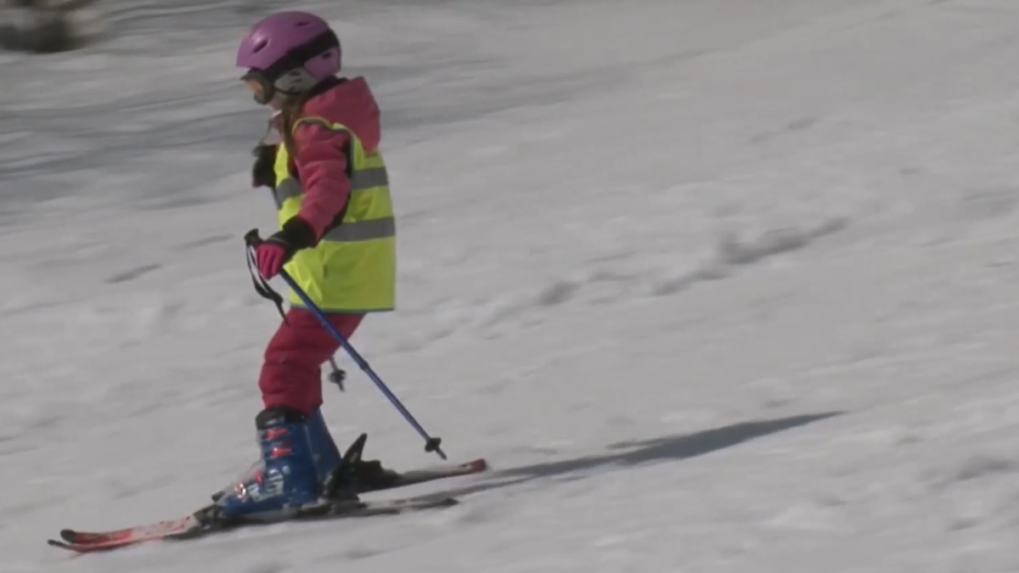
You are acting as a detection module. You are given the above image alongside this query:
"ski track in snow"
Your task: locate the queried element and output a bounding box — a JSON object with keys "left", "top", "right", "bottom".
{"left": 4, "top": 0, "right": 1019, "bottom": 571}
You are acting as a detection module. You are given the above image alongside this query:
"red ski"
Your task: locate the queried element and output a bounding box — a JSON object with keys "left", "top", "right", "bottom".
{"left": 49, "top": 496, "right": 460, "bottom": 553}
{"left": 49, "top": 515, "right": 204, "bottom": 552}
{"left": 49, "top": 457, "right": 488, "bottom": 553}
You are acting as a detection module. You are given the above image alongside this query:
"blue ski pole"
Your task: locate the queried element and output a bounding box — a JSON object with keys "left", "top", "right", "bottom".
{"left": 244, "top": 230, "right": 446, "bottom": 460}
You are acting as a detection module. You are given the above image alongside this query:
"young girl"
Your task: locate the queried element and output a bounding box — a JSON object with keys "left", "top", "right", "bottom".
{"left": 215, "top": 10, "right": 396, "bottom": 518}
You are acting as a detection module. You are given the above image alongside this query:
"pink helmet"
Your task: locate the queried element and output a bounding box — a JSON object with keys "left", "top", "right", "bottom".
{"left": 236, "top": 11, "right": 341, "bottom": 104}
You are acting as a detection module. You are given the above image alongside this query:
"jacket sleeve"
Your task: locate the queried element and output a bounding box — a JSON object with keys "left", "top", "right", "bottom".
{"left": 290, "top": 121, "right": 352, "bottom": 241}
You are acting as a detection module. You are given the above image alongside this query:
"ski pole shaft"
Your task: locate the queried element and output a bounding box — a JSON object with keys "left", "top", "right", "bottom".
{"left": 277, "top": 269, "right": 446, "bottom": 460}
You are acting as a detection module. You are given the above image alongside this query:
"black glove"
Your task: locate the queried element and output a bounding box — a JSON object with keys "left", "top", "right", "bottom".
{"left": 271, "top": 216, "right": 318, "bottom": 254}
{"left": 252, "top": 143, "right": 278, "bottom": 190}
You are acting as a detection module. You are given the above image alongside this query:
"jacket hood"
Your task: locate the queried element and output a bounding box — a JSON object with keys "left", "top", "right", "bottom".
{"left": 300, "top": 76, "right": 381, "bottom": 153}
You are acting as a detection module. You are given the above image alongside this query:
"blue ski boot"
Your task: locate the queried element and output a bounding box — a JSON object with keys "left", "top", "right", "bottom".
{"left": 214, "top": 406, "right": 337, "bottom": 520}
{"left": 305, "top": 408, "right": 342, "bottom": 485}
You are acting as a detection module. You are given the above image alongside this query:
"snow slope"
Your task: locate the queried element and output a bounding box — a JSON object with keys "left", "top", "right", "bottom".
{"left": 4, "top": 0, "right": 1019, "bottom": 570}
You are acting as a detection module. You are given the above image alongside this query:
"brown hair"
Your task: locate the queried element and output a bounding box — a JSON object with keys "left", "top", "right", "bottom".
{"left": 279, "top": 91, "right": 314, "bottom": 159}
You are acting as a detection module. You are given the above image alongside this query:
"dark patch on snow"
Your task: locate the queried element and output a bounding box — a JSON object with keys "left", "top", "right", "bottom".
{"left": 786, "top": 117, "right": 818, "bottom": 132}
{"left": 535, "top": 280, "right": 580, "bottom": 306}
{"left": 652, "top": 218, "right": 848, "bottom": 297}
{"left": 654, "top": 262, "right": 728, "bottom": 296}
{"left": 720, "top": 218, "right": 847, "bottom": 266}
{"left": 175, "top": 233, "right": 233, "bottom": 251}
{"left": 749, "top": 116, "right": 818, "bottom": 145}
{"left": 135, "top": 193, "right": 218, "bottom": 211}
{"left": 0, "top": 2, "right": 103, "bottom": 55}
{"left": 958, "top": 187, "right": 1018, "bottom": 221}
{"left": 926, "top": 453, "right": 1018, "bottom": 495}
{"left": 106, "top": 263, "right": 161, "bottom": 284}
{"left": 948, "top": 515, "right": 980, "bottom": 531}
{"left": 953, "top": 454, "right": 1014, "bottom": 482}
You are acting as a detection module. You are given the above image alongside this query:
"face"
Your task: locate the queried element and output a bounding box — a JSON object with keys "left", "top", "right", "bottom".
{"left": 244, "top": 78, "right": 287, "bottom": 111}
{"left": 243, "top": 77, "right": 268, "bottom": 103}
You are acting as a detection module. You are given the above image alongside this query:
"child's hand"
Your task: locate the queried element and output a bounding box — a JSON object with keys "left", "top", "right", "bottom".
{"left": 253, "top": 217, "right": 317, "bottom": 279}
{"left": 254, "top": 239, "right": 291, "bottom": 279}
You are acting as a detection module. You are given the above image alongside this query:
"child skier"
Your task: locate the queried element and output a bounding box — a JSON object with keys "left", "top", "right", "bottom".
{"left": 214, "top": 10, "right": 397, "bottom": 519}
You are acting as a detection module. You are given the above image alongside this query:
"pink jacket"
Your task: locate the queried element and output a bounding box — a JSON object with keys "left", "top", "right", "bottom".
{"left": 288, "top": 77, "right": 382, "bottom": 241}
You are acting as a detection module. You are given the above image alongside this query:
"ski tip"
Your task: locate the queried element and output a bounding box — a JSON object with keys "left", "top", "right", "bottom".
{"left": 47, "top": 539, "right": 80, "bottom": 552}
{"left": 59, "top": 529, "right": 77, "bottom": 542}
{"left": 48, "top": 538, "right": 127, "bottom": 554}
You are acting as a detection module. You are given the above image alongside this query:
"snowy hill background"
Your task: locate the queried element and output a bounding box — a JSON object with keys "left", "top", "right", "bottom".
{"left": 4, "top": 0, "right": 1019, "bottom": 571}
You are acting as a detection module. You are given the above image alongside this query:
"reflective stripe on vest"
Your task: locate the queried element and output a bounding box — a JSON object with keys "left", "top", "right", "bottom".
{"left": 273, "top": 166, "right": 389, "bottom": 204}
{"left": 272, "top": 116, "right": 396, "bottom": 313}
{"left": 273, "top": 167, "right": 393, "bottom": 242}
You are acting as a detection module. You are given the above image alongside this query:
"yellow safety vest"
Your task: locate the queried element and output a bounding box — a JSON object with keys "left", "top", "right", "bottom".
{"left": 272, "top": 116, "right": 396, "bottom": 313}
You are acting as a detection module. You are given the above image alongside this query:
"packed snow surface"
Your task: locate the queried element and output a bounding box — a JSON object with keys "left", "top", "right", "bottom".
{"left": 3, "top": 0, "right": 1019, "bottom": 571}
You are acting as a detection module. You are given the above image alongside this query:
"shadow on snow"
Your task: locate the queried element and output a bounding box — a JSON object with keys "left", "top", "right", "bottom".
{"left": 418, "top": 412, "right": 843, "bottom": 500}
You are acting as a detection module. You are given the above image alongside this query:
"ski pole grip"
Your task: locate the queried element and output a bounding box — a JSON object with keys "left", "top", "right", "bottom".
{"left": 244, "top": 229, "right": 264, "bottom": 248}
